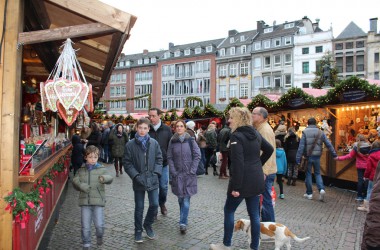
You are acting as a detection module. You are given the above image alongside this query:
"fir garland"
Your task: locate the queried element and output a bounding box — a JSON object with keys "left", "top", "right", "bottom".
{"left": 224, "top": 98, "right": 244, "bottom": 116}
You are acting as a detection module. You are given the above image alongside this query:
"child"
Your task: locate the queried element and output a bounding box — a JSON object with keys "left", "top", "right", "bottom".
{"left": 275, "top": 139, "right": 287, "bottom": 199}
{"left": 71, "top": 134, "right": 85, "bottom": 175}
{"left": 72, "top": 145, "right": 113, "bottom": 250}
{"left": 123, "top": 118, "right": 163, "bottom": 243}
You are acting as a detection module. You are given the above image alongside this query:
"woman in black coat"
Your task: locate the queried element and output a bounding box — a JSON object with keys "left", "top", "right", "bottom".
{"left": 210, "top": 107, "right": 273, "bottom": 250}
{"left": 283, "top": 127, "right": 300, "bottom": 186}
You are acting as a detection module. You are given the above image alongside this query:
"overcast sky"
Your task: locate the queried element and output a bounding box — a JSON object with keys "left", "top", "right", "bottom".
{"left": 101, "top": 0, "right": 379, "bottom": 55}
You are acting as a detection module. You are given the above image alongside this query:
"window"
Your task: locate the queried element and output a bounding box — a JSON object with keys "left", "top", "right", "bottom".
{"left": 274, "top": 76, "right": 281, "bottom": 88}
{"left": 335, "top": 43, "right": 343, "bottom": 50}
{"left": 126, "top": 61, "right": 131, "bottom": 67}
{"left": 356, "top": 41, "right": 364, "bottom": 48}
{"left": 284, "top": 74, "right": 292, "bottom": 88}
{"left": 264, "top": 27, "right": 273, "bottom": 33}
{"left": 203, "top": 60, "right": 210, "bottom": 72}
{"left": 254, "top": 57, "right": 261, "bottom": 69}
{"left": 302, "top": 82, "right": 310, "bottom": 88}
{"left": 230, "top": 37, "right": 234, "bottom": 43}
{"left": 219, "top": 48, "right": 225, "bottom": 56}
{"left": 151, "top": 58, "right": 156, "bottom": 63}
{"left": 240, "top": 84, "right": 248, "bottom": 97}
{"left": 356, "top": 55, "right": 364, "bottom": 71}
{"left": 284, "top": 53, "right": 292, "bottom": 66}
{"left": 110, "top": 87, "right": 115, "bottom": 96}
{"left": 195, "top": 47, "right": 201, "bottom": 54}
{"left": 264, "top": 40, "right": 271, "bottom": 49}
{"left": 122, "top": 73, "right": 127, "bottom": 81}
{"left": 284, "top": 23, "right": 294, "bottom": 29}
{"left": 138, "top": 59, "right": 143, "bottom": 65}
{"left": 302, "top": 47, "right": 309, "bottom": 54}
{"left": 219, "top": 85, "right": 226, "bottom": 98}
{"left": 274, "top": 39, "right": 281, "bottom": 47}
{"left": 375, "top": 53, "right": 379, "bottom": 63}
{"left": 346, "top": 56, "right": 353, "bottom": 72}
{"left": 240, "top": 62, "right": 249, "bottom": 75}
{"left": 184, "top": 49, "right": 190, "bottom": 55}
{"left": 336, "top": 57, "right": 343, "bottom": 73}
{"left": 229, "top": 64, "right": 237, "bottom": 76}
{"left": 302, "top": 62, "right": 309, "bottom": 74}
{"left": 219, "top": 65, "right": 227, "bottom": 77}
{"left": 203, "top": 78, "right": 210, "bottom": 93}
{"left": 345, "top": 42, "right": 353, "bottom": 49}
{"left": 375, "top": 72, "right": 379, "bottom": 80}
{"left": 241, "top": 45, "right": 247, "bottom": 53}
{"left": 315, "top": 46, "right": 323, "bottom": 53}
{"left": 284, "top": 37, "right": 291, "bottom": 45}
{"left": 263, "top": 76, "right": 270, "bottom": 87}
{"left": 254, "top": 42, "right": 261, "bottom": 50}
{"left": 240, "top": 35, "right": 245, "bottom": 41}
{"left": 254, "top": 76, "right": 261, "bottom": 89}
{"left": 230, "top": 47, "right": 235, "bottom": 55}
{"left": 274, "top": 55, "right": 281, "bottom": 66}
{"left": 119, "top": 61, "right": 124, "bottom": 67}
{"left": 174, "top": 50, "right": 181, "bottom": 57}
{"left": 229, "top": 84, "right": 237, "bottom": 98}
{"left": 316, "top": 60, "right": 322, "bottom": 72}
{"left": 206, "top": 46, "right": 213, "bottom": 52}
{"left": 196, "top": 61, "right": 203, "bottom": 73}
{"left": 144, "top": 58, "right": 149, "bottom": 64}
{"left": 264, "top": 56, "right": 271, "bottom": 68}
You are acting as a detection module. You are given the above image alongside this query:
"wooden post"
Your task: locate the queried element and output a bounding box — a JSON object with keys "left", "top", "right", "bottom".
{"left": 0, "top": 0, "right": 24, "bottom": 249}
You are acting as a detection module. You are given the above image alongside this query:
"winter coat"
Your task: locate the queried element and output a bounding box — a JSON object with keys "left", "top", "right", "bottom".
{"left": 228, "top": 126, "right": 274, "bottom": 198}
{"left": 337, "top": 141, "right": 371, "bottom": 169}
{"left": 217, "top": 126, "right": 231, "bottom": 152}
{"left": 123, "top": 137, "right": 163, "bottom": 191}
{"left": 255, "top": 121, "right": 277, "bottom": 175}
{"left": 149, "top": 122, "right": 172, "bottom": 166}
{"left": 283, "top": 133, "right": 299, "bottom": 164}
{"left": 204, "top": 129, "right": 217, "bottom": 149}
{"left": 167, "top": 133, "right": 200, "bottom": 198}
{"left": 364, "top": 149, "right": 380, "bottom": 181}
{"left": 296, "top": 125, "right": 337, "bottom": 164}
{"left": 71, "top": 134, "right": 85, "bottom": 167}
{"left": 87, "top": 130, "right": 102, "bottom": 150}
{"left": 72, "top": 163, "right": 113, "bottom": 206}
{"left": 101, "top": 127, "right": 110, "bottom": 145}
{"left": 361, "top": 161, "right": 380, "bottom": 249}
{"left": 276, "top": 148, "right": 287, "bottom": 175}
{"left": 108, "top": 124, "right": 129, "bottom": 158}
{"left": 196, "top": 132, "right": 207, "bottom": 148}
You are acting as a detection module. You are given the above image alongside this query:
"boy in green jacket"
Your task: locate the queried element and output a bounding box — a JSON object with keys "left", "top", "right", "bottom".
{"left": 73, "top": 145, "right": 113, "bottom": 250}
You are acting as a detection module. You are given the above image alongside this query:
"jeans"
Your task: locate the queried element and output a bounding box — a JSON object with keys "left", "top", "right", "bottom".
{"left": 305, "top": 156, "right": 324, "bottom": 195}
{"left": 366, "top": 180, "right": 374, "bottom": 201}
{"left": 81, "top": 206, "right": 104, "bottom": 247}
{"left": 223, "top": 194, "right": 260, "bottom": 250}
{"left": 178, "top": 196, "right": 191, "bottom": 226}
{"left": 261, "top": 173, "right": 275, "bottom": 222}
{"left": 357, "top": 169, "right": 367, "bottom": 199}
{"left": 200, "top": 148, "right": 206, "bottom": 166}
{"left": 159, "top": 165, "right": 169, "bottom": 207}
{"left": 134, "top": 189, "right": 158, "bottom": 233}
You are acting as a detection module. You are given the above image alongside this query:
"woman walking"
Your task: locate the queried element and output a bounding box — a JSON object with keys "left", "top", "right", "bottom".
{"left": 109, "top": 123, "right": 129, "bottom": 177}
{"left": 210, "top": 107, "right": 273, "bottom": 250}
{"left": 167, "top": 120, "right": 201, "bottom": 234}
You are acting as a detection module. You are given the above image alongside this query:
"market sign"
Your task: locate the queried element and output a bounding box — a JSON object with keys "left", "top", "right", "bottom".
{"left": 342, "top": 90, "right": 366, "bottom": 102}
{"left": 288, "top": 98, "right": 305, "bottom": 108}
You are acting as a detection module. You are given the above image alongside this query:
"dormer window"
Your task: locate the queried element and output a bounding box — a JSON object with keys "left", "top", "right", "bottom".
{"left": 230, "top": 37, "right": 234, "bottom": 43}
{"left": 126, "top": 61, "right": 131, "bottom": 67}
{"left": 219, "top": 48, "right": 225, "bottom": 56}
{"left": 151, "top": 58, "right": 156, "bottom": 63}
{"left": 144, "top": 58, "right": 149, "bottom": 64}
{"left": 241, "top": 45, "right": 247, "bottom": 53}
{"left": 230, "top": 47, "right": 235, "bottom": 55}
{"left": 284, "top": 23, "right": 294, "bottom": 29}
{"left": 164, "top": 51, "right": 171, "bottom": 59}
{"left": 206, "top": 46, "right": 212, "bottom": 53}
{"left": 119, "top": 61, "right": 124, "bottom": 67}
{"left": 138, "top": 59, "right": 143, "bottom": 65}
{"left": 174, "top": 50, "right": 181, "bottom": 57}
{"left": 264, "top": 40, "right": 271, "bottom": 49}
{"left": 195, "top": 47, "right": 201, "bottom": 54}
{"left": 184, "top": 49, "right": 191, "bottom": 55}
{"left": 264, "top": 27, "right": 273, "bottom": 33}
{"left": 274, "top": 38, "right": 281, "bottom": 47}
{"left": 240, "top": 35, "right": 245, "bottom": 41}
{"left": 254, "top": 42, "right": 261, "bottom": 50}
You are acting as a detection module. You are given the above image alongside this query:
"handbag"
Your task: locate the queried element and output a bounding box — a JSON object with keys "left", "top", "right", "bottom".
{"left": 188, "top": 140, "right": 205, "bottom": 175}
{"left": 299, "top": 130, "right": 321, "bottom": 171}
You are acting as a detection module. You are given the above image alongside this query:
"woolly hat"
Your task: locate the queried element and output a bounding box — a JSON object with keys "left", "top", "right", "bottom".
{"left": 186, "top": 121, "right": 196, "bottom": 130}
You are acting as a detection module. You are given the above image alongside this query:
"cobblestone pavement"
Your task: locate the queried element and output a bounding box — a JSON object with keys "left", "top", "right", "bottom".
{"left": 46, "top": 164, "right": 367, "bottom": 250}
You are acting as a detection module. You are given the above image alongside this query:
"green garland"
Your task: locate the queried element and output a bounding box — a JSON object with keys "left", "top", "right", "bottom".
{"left": 184, "top": 97, "right": 203, "bottom": 108}
{"left": 224, "top": 98, "right": 244, "bottom": 116}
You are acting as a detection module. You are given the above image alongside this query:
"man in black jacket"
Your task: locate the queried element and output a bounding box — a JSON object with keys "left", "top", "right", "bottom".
{"left": 148, "top": 108, "right": 172, "bottom": 216}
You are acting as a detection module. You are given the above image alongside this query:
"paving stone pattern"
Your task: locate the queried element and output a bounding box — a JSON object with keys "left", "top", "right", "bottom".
{"left": 47, "top": 164, "right": 367, "bottom": 250}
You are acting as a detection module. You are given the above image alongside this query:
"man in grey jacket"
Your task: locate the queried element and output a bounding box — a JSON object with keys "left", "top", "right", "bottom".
{"left": 296, "top": 117, "right": 337, "bottom": 201}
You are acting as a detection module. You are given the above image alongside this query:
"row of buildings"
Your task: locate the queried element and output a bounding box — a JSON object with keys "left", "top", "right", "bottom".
{"left": 99, "top": 16, "right": 380, "bottom": 114}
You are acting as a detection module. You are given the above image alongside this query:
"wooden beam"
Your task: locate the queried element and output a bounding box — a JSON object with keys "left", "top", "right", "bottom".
{"left": 46, "top": 0, "right": 137, "bottom": 33}
{"left": 79, "top": 40, "right": 109, "bottom": 53}
{"left": 0, "top": 1, "right": 24, "bottom": 249}
{"left": 78, "top": 57, "right": 104, "bottom": 71}
{"left": 19, "top": 22, "right": 115, "bottom": 45}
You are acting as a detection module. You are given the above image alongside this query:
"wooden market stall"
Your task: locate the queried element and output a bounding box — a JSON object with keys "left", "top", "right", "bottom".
{"left": 0, "top": 1, "right": 136, "bottom": 249}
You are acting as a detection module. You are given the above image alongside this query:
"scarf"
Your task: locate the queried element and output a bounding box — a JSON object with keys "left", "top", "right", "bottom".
{"left": 117, "top": 132, "right": 123, "bottom": 138}
{"left": 135, "top": 133, "right": 150, "bottom": 152}
{"left": 179, "top": 134, "right": 185, "bottom": 142}
{"left": 86, "top": 162, "right": 100, "bottom": 171}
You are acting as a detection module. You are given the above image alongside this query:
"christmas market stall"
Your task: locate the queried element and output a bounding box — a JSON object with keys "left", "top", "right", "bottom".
{"left": 0, "top": 1, "right": 136, "bottom": 249}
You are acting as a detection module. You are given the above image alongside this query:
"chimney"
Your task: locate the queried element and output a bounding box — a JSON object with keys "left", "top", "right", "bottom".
{"left": 257, "top": 20, "right": 265, "bottom": 33}
{"left": 169, "top": 42, "right": 174, "bottom": 49}
{"left": 228, "top": 29, "right": 238, "bottom": 37}
{"left": 143, "top": 49, "right": 148, "bottom": 55}
{"left": 370, "top": 18, "right": 378, "bottom": 33}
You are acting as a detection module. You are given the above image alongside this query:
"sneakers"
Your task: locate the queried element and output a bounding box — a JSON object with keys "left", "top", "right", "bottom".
{"left": 303, "top": 193, "right": 313, "bottom": 200}
{"left": 209, "top": 243, "right": 231, "bottom": 250}
{"left": 160, "top": 205, "right": 168, "bottom": 215}
{"left": 355, "top": 197, "right": 364, "bottom": 202}
{"left": 279, "top": 194, "right": 285, "bottom": 199}
{"left": 96, "top": 237, "right": 103, "bottom": 246}
{"left": 180, "top": 224, "right": 187, "bottom": 234}
{"left": 319, "top": 189, "right": 326, "bottom": 201}
{"left": 144, "top": 225, "right": 156, "bottom": 239}
{"left": 134, "top": 232, "right": 143, "bottom": 243}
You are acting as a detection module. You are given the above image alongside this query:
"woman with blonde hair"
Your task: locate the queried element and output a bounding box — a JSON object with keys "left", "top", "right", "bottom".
{"left": 210, "top": 107, "right": 273, "bottom": 250}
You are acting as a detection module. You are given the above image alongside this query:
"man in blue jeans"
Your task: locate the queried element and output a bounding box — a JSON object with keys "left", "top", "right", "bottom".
{"left": 296, "top": 117, "right": 337, "bottom": 201}
{"left": 252, "top": 107, "right": 277, "bottom": 222}
{"left": 148, "top": 108, "right": 172, "bottom": 217}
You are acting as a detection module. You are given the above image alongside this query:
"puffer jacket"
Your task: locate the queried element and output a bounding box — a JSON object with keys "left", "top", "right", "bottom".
{"left": 364, "top": 148, "right": 380, "bottom": 181}
{"left": 72, "top": 163, "right": 113, "bottom": 206}
{"left": 108, "top": 124, "right": 129, "bottom": 158}
{"left": 361, "top": 161, "right": 380, "bottom": 249}
{"left": 228, "top": 126, "right": 273, "bottom": 197}
{"left": 167, "top": 133, "right": 200, "bottom": 198}
{"left": 276, "top": 148, "right": 287, "bottom": 175}
{"left": 337, "top": 141, "right": 371, "bottom": 169}
{"left": 123, "top": 136, "right": 163, "bottom": 191}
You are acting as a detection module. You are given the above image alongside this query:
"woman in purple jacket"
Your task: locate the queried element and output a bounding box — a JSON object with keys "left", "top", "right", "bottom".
{"left": 167, "top": 120, "right": 201, "bottom": 234}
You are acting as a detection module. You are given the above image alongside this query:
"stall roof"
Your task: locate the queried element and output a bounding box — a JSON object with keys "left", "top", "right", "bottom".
{"left": 21, "top": 0, "right": 137, "bottom": 104}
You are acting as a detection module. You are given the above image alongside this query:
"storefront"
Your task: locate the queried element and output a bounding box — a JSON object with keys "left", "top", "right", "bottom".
{"left": 0, "top": 1, "right": 136, "bottom": 249}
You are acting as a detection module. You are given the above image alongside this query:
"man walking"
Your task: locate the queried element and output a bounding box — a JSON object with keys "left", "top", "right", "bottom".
{"left": 252, "top": 107, "right": 277, "bottom": 222}
{"left": 296, "top": 117, "right": 337, "bottom": 201}
{"left": 148, "top": 108, "right": 172, "bottom": 216}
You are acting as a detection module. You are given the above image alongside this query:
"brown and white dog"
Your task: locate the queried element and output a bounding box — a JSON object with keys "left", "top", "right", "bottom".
{"left": 234, "top": 219, "right": 310, "bottom": 250}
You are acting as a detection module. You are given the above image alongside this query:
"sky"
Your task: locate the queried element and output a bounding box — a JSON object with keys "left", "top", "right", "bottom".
{"left": 101, "top": 0, "right": 380, "bottom": 55}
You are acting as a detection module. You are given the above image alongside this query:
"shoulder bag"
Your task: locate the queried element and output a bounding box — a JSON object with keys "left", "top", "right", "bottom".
{"left": 300, "top": 130, "right": 321, "bottom": 171}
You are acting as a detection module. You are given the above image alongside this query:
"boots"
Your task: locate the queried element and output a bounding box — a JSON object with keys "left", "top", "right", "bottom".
{"left": 115, "top": 162, "right": 119, "bottom": 177}
{"left": 286, "top": 178, "right": 291, "bottom": 186}
{"left": 357, "top": 200, "right": 369, "bottom": 212}
{"left": 119, "top": 164, "right": 123, "bottom": 175}
{"left": 291, "top": 178, "right": 296, "bottom": 186}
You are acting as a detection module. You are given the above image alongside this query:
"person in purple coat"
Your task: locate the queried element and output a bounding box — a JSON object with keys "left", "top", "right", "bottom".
{"left": 167, "top": 120, "right": 201, "bottom": 234}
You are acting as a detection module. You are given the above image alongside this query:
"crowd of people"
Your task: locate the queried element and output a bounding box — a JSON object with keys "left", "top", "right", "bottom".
{"left": 70, "top": 107, "right": 380, "bottom": 250}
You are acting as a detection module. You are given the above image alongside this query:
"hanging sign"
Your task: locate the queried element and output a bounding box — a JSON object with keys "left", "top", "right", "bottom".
{"left": 84, "top": 83, "right": 94, "bottom": 113}
{"left": 73, "top": 82, "right": 89, "bottom": 111}
{"left": 288, "top": 98, "right": 305, "bottom": 108}
{"left": 342, "top": 90, "right": 366, "bottom": 102}
{"left": 44, "top": 80, "right": 59, "bottom": 112}
{"left": 54, "top": 79, "right": 82, "bottom": 110}
{"left": 57, "top": 101, "right": 79, "bottom": 127}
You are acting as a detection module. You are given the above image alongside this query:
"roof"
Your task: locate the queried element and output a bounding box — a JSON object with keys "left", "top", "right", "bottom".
{"left": 218, "top": 30, "right": 258, "bottom": 48}
{"left": 335, "top": 22, "right": 366, "bottom": 39}
{"left": 22, "top": 0, "right": 137, "bottom": 104}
